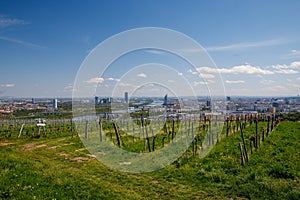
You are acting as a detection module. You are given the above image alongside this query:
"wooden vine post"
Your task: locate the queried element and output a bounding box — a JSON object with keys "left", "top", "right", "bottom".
{"left": 144, "top": 122, "right": 151, "bottom": 152}
{"left": 226, "top": 117, "right": 229, "bottom": 137}
{"left": 249, "top": 139, "right": 253, "bottom": 154}
{"left": 99, "top": 118, "right": 103, "bottom": 142}
{"left": 239, "top": 143, "right": 245, "bottom": 165}
{"left": 85, "top": 120, "right": 88, "bottom": 139}
{"left": 172, "top": 118, "right": 175, "bottom": 141}
{"left": 240, "top": 121, "right": 249, "bottom": 162}
{"left": 71, "top": 118, "right": 74, "bottom": 138}
{"left": 18, "top": 123, "right": 25, "bottom": 138}
{"left": 255, "top": 117, "right": 258, "bottom": 149}
{"left": 152, "top": 136, "right": 156, "bottom": 151}
{"left": 113, "top": 122, "right": 121, "bottom": 147}
{"left": 271, "top": 114, "right": 274, "bottom": 131}
{"left": 192, "top": 123, "right": 195, "bottom": 156}
{"left": 267, "top": 115, "right": 270, "bottom": 136}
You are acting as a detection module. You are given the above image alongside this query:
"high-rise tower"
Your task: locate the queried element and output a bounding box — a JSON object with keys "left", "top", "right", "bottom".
{"left": 95, "top": 96, "right": 99, "bottom": 104}
{"left": 124, "top": 92, "right": 128, "bottom": 103}
{"left": 163, "top": 94, "right": 168, "bottom": 105}
{"left": 53, "top": 99, "right": 58, "bottom": 110}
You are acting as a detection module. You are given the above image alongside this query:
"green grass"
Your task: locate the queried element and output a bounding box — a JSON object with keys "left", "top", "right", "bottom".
{"left": 0, "top": 121, "right": 299, "bottom": 199}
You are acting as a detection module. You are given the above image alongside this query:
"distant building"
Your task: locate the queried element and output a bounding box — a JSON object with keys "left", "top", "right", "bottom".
{"left": 163, "top": 94, "right": 168, "bottom": 105}
{"left": 95, "top": 96, "right": 99, "bottom": 104}
{"left": 285, "top": 98, "right": 289, "bottom": 105}
{"left": 206, "top": 100, "right": 211, "bottom": 107}
{"left": 254, "top": 103, "right": 257, "bottom": 111}
{"left": 53, "top": 99, "right": 58, "bottom": 110}
{"left": 226, "top": 96, "right": 231, "bottom": 101}
{"left": 32, "top": 98, "right": 35, "bottom": 104}
{"left": 163, "top": 94, "right": 174, "bottom": 107}
{"left": 272, "top": 102, "right": 279, "bottom": 108}
{"left": 124, "top": 92, "right": 128, "bottom": 103}
{"left": 100, "top": 98, "right": 110, "bottom": 104}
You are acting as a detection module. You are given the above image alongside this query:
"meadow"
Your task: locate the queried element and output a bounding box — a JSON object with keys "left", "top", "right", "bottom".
{"left": 0, "top": 116, "right": 299, "bottom": 199}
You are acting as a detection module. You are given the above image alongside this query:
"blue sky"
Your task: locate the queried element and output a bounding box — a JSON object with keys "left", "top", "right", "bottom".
{"left": 0, "top": 0, "right": 300, "bottom": 97}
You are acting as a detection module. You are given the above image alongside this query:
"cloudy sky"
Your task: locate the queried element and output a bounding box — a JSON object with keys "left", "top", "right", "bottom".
{"left": 0, "top": 0, "right": 300, "bottom": 98}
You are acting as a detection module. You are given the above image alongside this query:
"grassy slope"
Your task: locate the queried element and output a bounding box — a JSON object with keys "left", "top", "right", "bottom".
{"left": 0, "top": 121, "right": 299, "bottom": 199}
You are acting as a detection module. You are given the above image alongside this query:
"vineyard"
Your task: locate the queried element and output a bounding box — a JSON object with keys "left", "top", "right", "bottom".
{"left": 0, "top": 113, "right": 280, "bottom": 161}
{"left": 0, "top": 114, "right": 299, "bottom": 199}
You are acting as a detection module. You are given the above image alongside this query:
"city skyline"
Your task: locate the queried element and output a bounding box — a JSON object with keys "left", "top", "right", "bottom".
{"left": 0, "top": 1, "right": 300, "bottom": 98}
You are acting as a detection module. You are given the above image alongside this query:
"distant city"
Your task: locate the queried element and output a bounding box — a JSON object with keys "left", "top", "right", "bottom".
{"left": 0, "top": 92, "right": 299, "bottom": 118}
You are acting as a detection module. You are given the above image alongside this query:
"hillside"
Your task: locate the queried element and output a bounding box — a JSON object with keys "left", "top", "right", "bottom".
{"left": 0, "top": 121, "right": 299, "bottom": 199}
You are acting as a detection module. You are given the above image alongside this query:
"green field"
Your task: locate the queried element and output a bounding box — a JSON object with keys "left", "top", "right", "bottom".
{"left": 0, "top": 120, "right": 299, "bottom": 199}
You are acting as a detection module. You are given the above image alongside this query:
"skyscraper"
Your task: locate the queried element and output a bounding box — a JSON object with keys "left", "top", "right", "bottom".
{"left": 95, "top": 96, "right": 99, "bottom": 104}
{"left": 53, "top": 99, "right": 58, "bottom": 110}
{"left": 163, "top": 94, "right": 168, "bottom": 105}
{"left": 124, "top": 92, "right": 128, "bottom": 103}
{"left": 206, "top": 100, "right": 211, "bottom": 107}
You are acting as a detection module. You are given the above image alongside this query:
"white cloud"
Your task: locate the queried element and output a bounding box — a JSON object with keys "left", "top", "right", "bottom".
{"left": 178, "top": 72, "right": 183, "bottom": 76}
{"left": 270, "top": 61, "right": 300, "bottom": 70}
{"left": 0, "top": 35, "right": 45, "bottom": 49}
{"left": 85, "top": 77, "right": 104, "bottom": 83}
{"left": 106, "top": 77, "right": 120, "bottom": 82}
{"left": 271, "top": 64, "right": 289, "bottom": 70}
{"left": 167, "top": 80, "right": 175, "bottom": 83}
{"left": 64, "top": 85, "right": 72, "bottom": 90}
{"left": 187, "top": 69, "right": 198, "bottom": 75}
{"left": 1, "top": 83, "right": 15, "bottom": 88}
{"left": 257, "top": 75, "right": 274, "bottom": 85}
{"left": 196, "top": 65, "right": 274, "bottom": 75}
{"left": 63, "top": 83, "right": 75, "bottom": 92}
{"left": 119, "top": 82, "right": 133, "bottom": 87}
{"left": 225, "top": 65, "right": 274, "bottom": 74}
{"left": 225, "top": 80, "right": 245, "bottom": 84}
{"left": 199, "top": 73, "right": 215, "bottom": 79}
{"left": 290, "top": 61, "right": 300, "bottom": 69}
{"left": 274, "top": 69, "right": 298, "bottom": 74}
{"left": 207, "top": 80, "right": 215, "bottom": 84}
{"left": 261, "top": 85, "right": 287, "bottom": 92}
{"left": 0, "top": 17, "right": 42, "bottom": 49}
{"left": 193, "top": 81, "right": 208, "bottom": 86}
{"left": 281, "top": 50, "right": 300, "bottom": 59}
{"left": 196, "top": 66, "right": 219, "bottom": 74}
{"left": 297, "top": 77, "right": 300, "bottom": 80}
{"left": 188, "top": 69, "right": 215, "bottom": 79}
{"left": 197, "top": 61, "right": 300, "bottom": 75}
{"left": 270, "top": 61, "right": 300, "bottom": 74}
{"left": 137, "top": 73, "right": 147, "bottom": 78}
{"left": 261, "top": 79, "right": 275, "bottom": 84}
{"left": 287, "top": 83, "right": 300, "bottom": 88}
{"left": 149, "top": 88, "right": 161, "bottom": 92}
{"left": 192, "top": 80, "right": 215, "bottom": 86}
{"left": 0, "top": 16, "right": 29, "bottom": 29}
{"left": 205, "top": 38, "right": 287, "bottom": 52}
